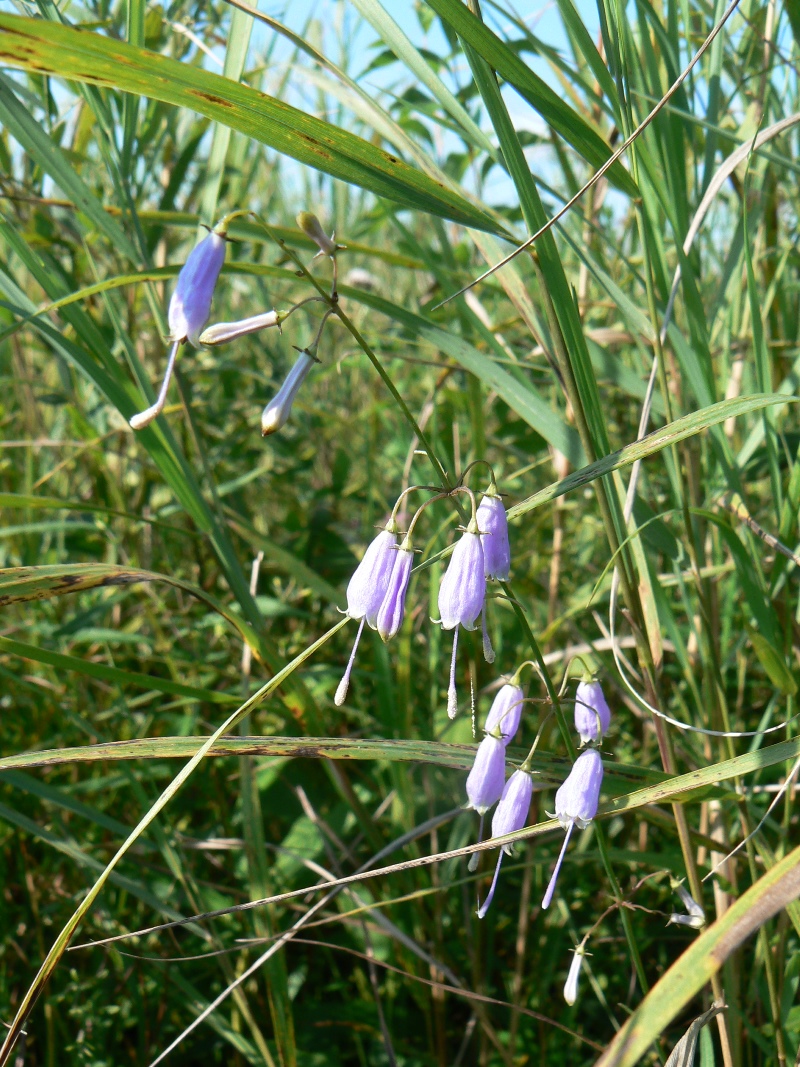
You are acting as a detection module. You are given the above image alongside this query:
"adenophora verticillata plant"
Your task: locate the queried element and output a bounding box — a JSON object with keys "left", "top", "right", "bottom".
{"left": 483, "top": 680, "right": 524, "bottom": 745}
{"left": 335, "top": 487, "right": 433, "bottom": 707}
{"left": 476, "top": 481, "right": 510, "bottom": 582}
{"left": 574, "top": 679, "right": 611, "bottom": 746}
{"left": 131, "top": 213, "right": 241, "bottom": 431}
{"left": 542, "top": 747, "right": 604, "bottom": 909}
{"left": 465, "top": 734, "right": 506, "bottom": 815}
{"left": 335, "top": 522, "right": 399, "bottom": 707}
{"left": 477, "top": 767, "right": 534, "bottom": 918}
{"left": 437, "top": 488, "right": 486, "bottom": 719}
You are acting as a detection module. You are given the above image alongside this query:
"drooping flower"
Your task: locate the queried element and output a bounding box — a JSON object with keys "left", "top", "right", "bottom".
{"left": 667, "top": 877, "right": 706, "bottom": 929}
{"left": 484, "top": 682, "right": 524, "bottom": 746}
{"left": 334, "top": 522, "right": 399, "bottom": 706}
{"left": 199, "top": 310, "right": 279, "bottom": 346}
{"left": 465, "top": 735, "right": 506, "bottom": 815}
{"left": 477, "top": 768, "right": 533, "bottom": 918}
{"left": 564, "top": 944, "right": 587, "bottom": 1006}
{"left": 168, "top": 229, "right": 227, "bottom": 347}
{"left": 261, "top": 349, "right": 317, "bottom": 436}
{"left": 375, "top": 538, "right": 414, "bottom": 643}
{"left": 477, "top": 485, "right": 510, "bottom": 581}
{"left": 297, "top": 211, "right": 344, "bottom": 258}
{"left": 574, "top": 679, "right": 611, "bottom": 746}
{"left": 131, "top": 216, "right": 233, "bottom": 431}
{"left": 542, "top": 748, "right": 604, "bottom": 909}
{"left": 438, "top": 516, "right": 486, "bottom": 719}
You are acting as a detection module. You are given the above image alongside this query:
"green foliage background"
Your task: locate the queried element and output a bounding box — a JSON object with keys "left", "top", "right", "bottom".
{"left": 0, "top": 0, "right": 799, "bottom": 1064}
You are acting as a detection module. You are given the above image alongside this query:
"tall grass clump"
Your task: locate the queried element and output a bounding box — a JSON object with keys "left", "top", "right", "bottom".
{"left": 0, "top": 0, "right": 799, "bottom": 1064}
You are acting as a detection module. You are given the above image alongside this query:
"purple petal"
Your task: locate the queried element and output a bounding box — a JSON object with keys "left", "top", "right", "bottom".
{"left": 477, "top": 494, "right": 510, "bottom": 580}
{"left": 168, "top": 230, "right": 226, "bottom": 346}
{"left": 491, "top": 768, "right": 533, "bottom": 846}
{"left": 375, "top": 546, "right": 413, "bottom": 642}
{"left": 438, "top": 531, "right": 485, "bottom": 630}
{"left": 466, "top": 735, "right": 506, "bottom": 814}
{"left": 345, "top": 529, "right": 398, "bottom": 624}
{"left": 484, "top": 683, "right": 524, "bottom": 745}
{"left": 554, "top": 748, "right": 603, "bottom": 828}
{"left": 574, "top": 680, "right": 611, "bottom": 744}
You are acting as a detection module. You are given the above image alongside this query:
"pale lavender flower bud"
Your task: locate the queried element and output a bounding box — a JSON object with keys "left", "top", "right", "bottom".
{"left": 345, "top": 528, "right": 398, "bottom": 626}
{"left": 465, "top": 735, "right": 506, "bottom": 815}
{"left": 492, "top": 769, "right": 533, "bottom": 852}
{"left": 335, "top": 523, "right": 398, "bottom": 707}
{"left": 438, "top": 525, "right": 486, "bottom": 631}
{"left": 477, "top": 490, "right": 510, "bottom": 580}
{"left": 168, "top": 229, "right": 226, "bottom": 347}
{"left": 438, "top": 519, "right": 486, "bottom": 721}
{"left": 375, "top": 539, "right": 414, "bottom": 643}
{"left": 574, "top": 680, "right": 611, "bottom": 745}
{"left": 667, "top": 877, "right": 706, "bottom": 928}
{"left": 477, "top": 768, "right": 533, "bottom": 918}
{"left": 484, "top": 683, "right": 524, "bottom": 745}
{"left": 564, "top": 946, "right": 586, "bottom": 1006}
{"left": 555, "top": 747, "right": 603, "bottom": 830}
{"left": 261, "top": 350, "right": 316, "bottom": 436}
{"left": 542, "top": 749, "right": 604, "bottom": 910}
{"left": 297, "top": 211, "right": 342, "bottom": 257}
{"left": 199, "top": 310, "right": 279, "bottom": 347}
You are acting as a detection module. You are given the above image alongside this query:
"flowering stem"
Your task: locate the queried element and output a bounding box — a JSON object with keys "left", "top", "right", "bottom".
{"left": 458, "top": 459, "right": 497, "bottom": 492}
{"left": 501, "top": 580, "right": 650, "bottom": 992}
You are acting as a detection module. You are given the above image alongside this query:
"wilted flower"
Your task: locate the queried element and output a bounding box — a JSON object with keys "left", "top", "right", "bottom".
{"left": 334, "top": 522, "right": 399, "bottom": 706}
{"left": 477, "top": 768, "right": 533, "bottom": 918}
{"left": 438, "top": 515, "right": 486, "bottom": 719}
{"left": 131, "top": 217, "right": 233, "bottom": 431}
{"left": 667, "top": 877, "right": 706, "bottom": 929}
{"left": 574, "top": 679, "right": 611, "bottom": 746}
{"left": 564, "top": 944, "right": 588, "bottom": 1006}
{"left": 297, "top": 211, "right": 344, "bottom": 258}
{"left": 199, "top": 309, "right": 279, "bottom": 346}
{"left": 542, "top": 748, "right": 604, "bottom": 909}
{"left": 484, "top": 682, "right": 524, "bottom": 746}
{"left": 465, "top": 735, "right": 506, "bottom": 815}
{"left": 261, "top": 349, "right": 317, "bottom": 436}
{"left": 477, "top": 486, "right": 510, "bottom": 581}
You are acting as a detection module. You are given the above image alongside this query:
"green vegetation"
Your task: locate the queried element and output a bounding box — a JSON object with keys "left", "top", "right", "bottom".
{"left": 0, "top": 0, "right": 799, "bottom": 1064}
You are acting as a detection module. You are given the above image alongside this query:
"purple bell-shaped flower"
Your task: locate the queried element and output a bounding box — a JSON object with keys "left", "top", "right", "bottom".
{"left": 477, "top": 768, "right": 533, "bottom": 918}
{"left": 483, "top": 682, "right": 524, "bottom": 746}
{"left": 438, "top": 516, "right": 486, "bottom": 719}
{"left": 168, "top": 229, "right": 227, "bottom": 347}
{"left": 465, "top": 735, "right": 506, "bottom": 815}
{"left": 334, "top": 521, "right": 399, "bottom": 707}
{"left": 542, "top": 748, "right": 604, "bottom": 909}
{"left": 375, "top": 537, "right": 414, "bottom": 643}
{"left": 131, "top": 216, "right": 233, "bottom": 431}
{"left": 477, "top": 486, "right": 510, "bottom": 581}
{"left": 574, "top": 680, "right": 611, "bottom": 746}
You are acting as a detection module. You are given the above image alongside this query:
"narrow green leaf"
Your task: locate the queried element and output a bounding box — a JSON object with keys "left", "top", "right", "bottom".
{"left": 0, "top": 13, "right": 503, "bottom": 233}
